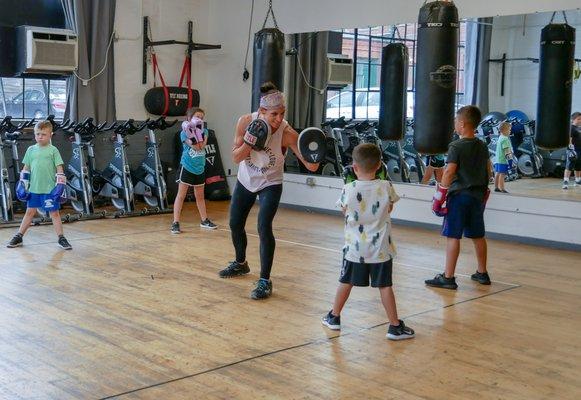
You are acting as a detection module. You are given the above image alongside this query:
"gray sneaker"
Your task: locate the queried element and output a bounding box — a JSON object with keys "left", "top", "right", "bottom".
{"left": 200, "top": 219, "right": 217, "bottom": 229}
{"left": 7, "top": 233, "right": 23, "bottom": 248}
{"left": 58, "top": 236, "right": 72, "bottom": 250}
{"left": 171, "top": 222, "right": 181, "bottom": 234}
{"left": 250, "top": 279, "right": 273, "bottom": 300}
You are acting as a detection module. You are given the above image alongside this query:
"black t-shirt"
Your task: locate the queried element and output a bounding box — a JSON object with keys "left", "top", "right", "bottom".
{"left": 447, "top": 137, "right": 489, "bottom": 201}
{"left": 571, "top": 125, "right": 581, "bottom": 149}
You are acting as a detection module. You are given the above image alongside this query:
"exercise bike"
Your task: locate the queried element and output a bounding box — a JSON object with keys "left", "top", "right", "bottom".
{"left": 132, "top": 117, "right": 176, "bottom": 211}
{"left": 0, "top": 117, "right": 36, "bottom": 221}
{"left": 0, "top": 122, "right": 15, "bottom": 222}
{"left": 320, "top": 117, "right": 349, "bottom": 176}
{"left": 62, "top": 117, "right": 107, "bottom": 216}
{"left": 96, "top": 119, "right": 149, "bottom": 215}
{"left": 512, "top": 119, "right": 544, "bottom": 178}
{"left": 401, "top": 119, "right": 426, "bottom": 183}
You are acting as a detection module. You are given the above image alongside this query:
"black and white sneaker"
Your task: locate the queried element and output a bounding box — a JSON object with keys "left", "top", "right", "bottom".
{"left": 471, "top": 271, "right": 491, "bottom": 285}
{"left": 562, "top": 181, "right": 569, "bottom": 190}
{"left": 387, "top": 319, "right": 415, "bottom": 341}
{"left": 171, "top": 222, "right": 181, "bottom": 234}
{"left": 250, "top": 279, "right": 272, "bottom": 300}
{"left": 58, "top": 236, "right": 72, "bottom": 250}
{"left": 321, "top": 311, "right": 341, "bottom": 330}
{"left": 218, "top": 261, "right": 250, "bottom": 278}
{"left": 7, "top": 233, "right": 23, "bottom": 248}
{"left": 200, "top": 219, "right": 217, "bottom": 229}
{"left": 425, "top": 273, "right": 458, "bottom": 290}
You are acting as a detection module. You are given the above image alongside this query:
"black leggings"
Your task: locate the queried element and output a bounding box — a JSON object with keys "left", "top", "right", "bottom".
{"left": 229, "top": 181, "right": 283, "bottom": 280}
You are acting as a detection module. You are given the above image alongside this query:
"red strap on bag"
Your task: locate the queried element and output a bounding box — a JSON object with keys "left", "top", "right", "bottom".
{"left": 152, "top": 53, "right": 170, "bottom": 116}
{"left": 178, "top": 55, "right": 193, "bottom": 109}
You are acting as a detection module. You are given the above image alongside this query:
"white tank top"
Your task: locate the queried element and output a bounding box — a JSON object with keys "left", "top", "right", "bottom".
{"left": 237, "top": 112, "right": 287, "bottom": 192}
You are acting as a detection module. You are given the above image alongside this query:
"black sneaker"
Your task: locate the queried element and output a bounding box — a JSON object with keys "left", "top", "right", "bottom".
{"left": 387, "top": 319, "right": 415, "bottom": 341}
{"left": 250, "top": 279, "right": 272, "bottom": 300}
{"left": 200, "top": 219, "right": 217, "bottom": 230}
{"left": 494, "top": 188, "right": 502, "bottom": 192}
{"left": 471, "top": 271, "right": 491, "bottom": 285}
{"left": 7, "top": 233, "right": 23, "bottom": 248}
{"left": 425, "top": 273, "right": 458, "bottom": 290}
{"left": 321, "top": 310, "right": 341, "bottom": 330}
{"left": 218, "top": 261, "right": 250, "bottom": 278}
{"left": 171, "top": 221, "right": 181, "bottom": 234}
{"left": 58, "top": 236, "right": 72, "bottom": 250}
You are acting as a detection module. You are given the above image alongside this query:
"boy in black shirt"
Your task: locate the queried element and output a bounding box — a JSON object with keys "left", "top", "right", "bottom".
{"left": 427, "top": 106, "right": 493, "bottom": 289}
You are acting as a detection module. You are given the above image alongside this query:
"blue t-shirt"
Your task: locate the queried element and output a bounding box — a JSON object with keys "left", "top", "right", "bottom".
{"left": 180, "top": 130, "right": 206, "bottom": 175}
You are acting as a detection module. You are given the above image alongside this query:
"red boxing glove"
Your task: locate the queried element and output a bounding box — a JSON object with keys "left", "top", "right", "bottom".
{"left": 432, "top": 184, "right": 449, "bottom": 217}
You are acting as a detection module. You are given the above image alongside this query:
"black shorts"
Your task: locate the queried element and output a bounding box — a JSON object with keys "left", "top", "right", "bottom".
{"left": 339, "top": 258, "right": 393, "bottom": 287}
{"left": 565, "top": 148, "right": 581, "bottom": 171}
{"left": 177, "top": 166, "right": 205, "bottom": 186}
{"left": 427, "top": 155, "right": 445, "bottom": 168}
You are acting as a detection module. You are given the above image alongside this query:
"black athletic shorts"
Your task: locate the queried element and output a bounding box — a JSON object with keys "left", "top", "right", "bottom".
{"left": 177, "top": 166, "right": 205, "bottom": 186}
{"left": 339, "top": 258, "right": 393, "bottom": 287}
{"left": 565, "top": 148, "right": 581, "bottom": 171}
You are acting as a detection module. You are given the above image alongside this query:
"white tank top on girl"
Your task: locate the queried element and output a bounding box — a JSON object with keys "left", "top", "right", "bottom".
{"left": 237, "top": 112, "right": 287, "bottom": 193}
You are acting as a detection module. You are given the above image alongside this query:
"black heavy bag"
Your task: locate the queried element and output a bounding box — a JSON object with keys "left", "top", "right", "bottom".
{"left": 252, "top": 28, "right": 285, "bottom": 111}
{"left": 378, "top": 43, "right": 409, "bottom": 140}
{"left": 204, "top": 129, "right": 230, "bottom": 201}
{"left": 535, "top": 24, "right": 576, "bottom": 149}
{"left": 144, "top": 87, "right": 200, "bottom": 117}
{"left": 414, "top": 1, "right": 459, "bottom": 154}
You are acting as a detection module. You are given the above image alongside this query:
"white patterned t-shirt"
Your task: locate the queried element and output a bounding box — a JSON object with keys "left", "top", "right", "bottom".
{"left": 338, "top": 179, "right": 399, "bottom": 263}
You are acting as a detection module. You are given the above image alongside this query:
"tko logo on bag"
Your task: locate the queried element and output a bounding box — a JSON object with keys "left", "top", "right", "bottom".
{"left": 430, "top": 65, "right": 457, "bottom": 88}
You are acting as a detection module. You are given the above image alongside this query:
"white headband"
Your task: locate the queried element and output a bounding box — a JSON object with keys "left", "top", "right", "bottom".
{"left": 259, "top": 91, "right": 286, "bottom": 110}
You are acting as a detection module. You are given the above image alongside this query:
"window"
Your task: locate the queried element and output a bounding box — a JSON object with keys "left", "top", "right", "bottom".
{"left": 325, "top": 23, "right": 466, "bottom": 120}
{"left": 0, "top": 78, "right": 67, "bottom": 120}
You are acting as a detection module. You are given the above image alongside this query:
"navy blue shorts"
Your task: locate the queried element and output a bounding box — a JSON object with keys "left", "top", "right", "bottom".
{"left": 27, "top": 193, "right": 61, "bottom": 212}
{"left": 494, "top": 163, "right": 508, "bottom": 174}
{"left": 442, "top": 192, "right": 485, "bottom": 239}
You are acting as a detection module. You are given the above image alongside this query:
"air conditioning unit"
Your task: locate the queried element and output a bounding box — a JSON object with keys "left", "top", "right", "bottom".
{"left": 327, "top": 57, "right": 353, "bottom": 87}
{"left": 16, "top": 26, "right": 78, "bottom": 75}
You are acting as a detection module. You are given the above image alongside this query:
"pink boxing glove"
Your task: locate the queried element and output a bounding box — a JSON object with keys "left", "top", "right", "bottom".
{"left": 182, "top": 117, "right": 204, "bottom": 144}
{"left": 432, "top": 184, "right": 449, "bottom": 217}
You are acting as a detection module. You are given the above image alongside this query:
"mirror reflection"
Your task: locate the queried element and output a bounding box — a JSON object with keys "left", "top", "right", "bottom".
{"left": 283, "top": 10, "right": 581, "bottom": 202}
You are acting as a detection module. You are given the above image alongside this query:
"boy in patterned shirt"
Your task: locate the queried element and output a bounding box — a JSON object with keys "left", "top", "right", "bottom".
{"left": 321, "top": 143, "right": 414, "bottom": 340}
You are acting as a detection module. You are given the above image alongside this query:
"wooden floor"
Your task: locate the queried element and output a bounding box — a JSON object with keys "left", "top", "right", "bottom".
{"left": 0, "top": 201, "right": 580, "bottom": 399}
{"left": 500, "top": 176, "right": 581, "bottom": 201}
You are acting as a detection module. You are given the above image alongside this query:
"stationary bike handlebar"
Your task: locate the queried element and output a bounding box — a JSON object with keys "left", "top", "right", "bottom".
{"left": 146, "top": 117, "right": 178, "bottom": 131}
{"left": 0, "top": 116, "right": 35, "bottom": 134}
{"left": 112, "top": 119, "right": 150, "bottom": 136}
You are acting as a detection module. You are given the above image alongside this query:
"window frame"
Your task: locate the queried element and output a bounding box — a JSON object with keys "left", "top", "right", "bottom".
{"left": 326, "top": 22, "right": 466, "bottom": 120}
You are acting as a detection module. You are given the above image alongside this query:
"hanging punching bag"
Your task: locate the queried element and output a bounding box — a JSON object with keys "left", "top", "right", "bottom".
{"left": 252, "top": 28, "right": 285, "bottom": 111}
{"left": 378, "top": 43, "right": 409, "bottom": 140}
{"left": 414, "top": 1, "right": 459, "bottom": 154}
{"left": 535, "top": 23, "right": 576, "bottom": 149}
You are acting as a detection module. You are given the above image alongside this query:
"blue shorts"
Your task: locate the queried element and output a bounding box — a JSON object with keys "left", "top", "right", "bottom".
{"left": 494, "top": 163, "right": 508, "bottom": 174}
{"left": 27, "top": 193, "right": 61, "bottom": 212}
{"left": 442, "top": 192, "right": 485, "bottom": 239}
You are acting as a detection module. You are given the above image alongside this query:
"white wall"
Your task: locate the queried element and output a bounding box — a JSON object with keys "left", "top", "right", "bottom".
{"left": 114, "top": 0, "right": 210, "bottom": 120}
{"left": 489, "top": 10, "right": 581, "bottom": 117}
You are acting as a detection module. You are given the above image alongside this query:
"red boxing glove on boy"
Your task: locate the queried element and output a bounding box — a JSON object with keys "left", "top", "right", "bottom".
{"left": 432, "top": 184, "right": 449, "bottom": 217}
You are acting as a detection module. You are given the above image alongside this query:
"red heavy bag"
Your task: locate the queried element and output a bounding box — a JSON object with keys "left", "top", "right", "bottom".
{"left": 144, "top": 54, "right": 200, "bottom": 116}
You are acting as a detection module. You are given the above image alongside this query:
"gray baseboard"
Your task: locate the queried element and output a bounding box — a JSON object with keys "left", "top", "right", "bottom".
{"left": 279, "top": 202, "right": 581, "bottom": 252}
